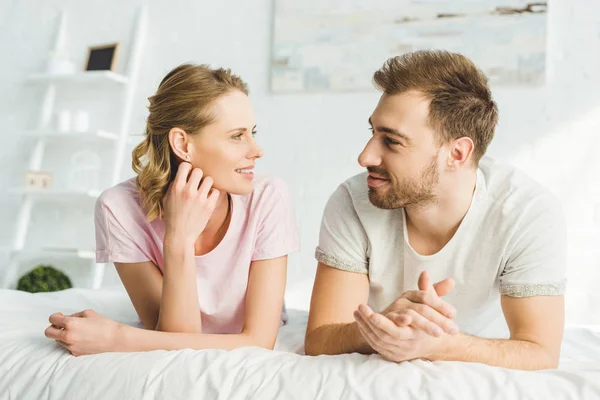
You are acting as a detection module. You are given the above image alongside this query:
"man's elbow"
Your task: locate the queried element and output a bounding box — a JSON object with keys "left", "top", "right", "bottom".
{"left": 539, "top": 350, "right": 560, "bottom": 370}
{"left": 304, "top": 330, "right": 325, "bottom": 356}
{"left": 519, "top": 342, "right": 561, "bottom": 370}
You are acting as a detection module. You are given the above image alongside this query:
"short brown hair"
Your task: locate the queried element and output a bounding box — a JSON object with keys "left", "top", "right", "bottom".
{"left": 373, "top": 50, "right": 498, "bottom": 163}
{"left": 132, "top": 64, "right": 248, "bottom": 221}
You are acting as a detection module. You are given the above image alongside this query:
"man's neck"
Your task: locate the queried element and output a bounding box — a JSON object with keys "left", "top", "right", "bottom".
{"left": 404, "top": 168, "right": 478, "bottom": 250}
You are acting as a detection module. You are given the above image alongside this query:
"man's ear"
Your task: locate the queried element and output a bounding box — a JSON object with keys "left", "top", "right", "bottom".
{"left": 446, "top": 137, "right": 474, "bottom": 170}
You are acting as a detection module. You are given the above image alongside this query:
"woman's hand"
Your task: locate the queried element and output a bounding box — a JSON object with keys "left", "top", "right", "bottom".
{"left": 163, "top": 162, "right": 220, "bottom": 244}
{"left": 44, "top": 309, "right": 123, "bottom": 356}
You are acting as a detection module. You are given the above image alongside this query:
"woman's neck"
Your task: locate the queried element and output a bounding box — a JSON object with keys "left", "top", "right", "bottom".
{"left": 194, "top": 192, "right": 231, "bottom": 255}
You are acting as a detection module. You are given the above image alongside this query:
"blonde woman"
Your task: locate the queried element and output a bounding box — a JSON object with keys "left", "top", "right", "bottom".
{"left": 44, "top": 64, "right": 300, "bottom": 355}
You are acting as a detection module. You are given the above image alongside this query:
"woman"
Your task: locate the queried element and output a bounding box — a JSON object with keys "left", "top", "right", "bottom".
{"left": 44, "top": 64, "right": 300, "bottom": 355}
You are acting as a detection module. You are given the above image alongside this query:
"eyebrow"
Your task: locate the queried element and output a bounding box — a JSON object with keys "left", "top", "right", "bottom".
{"left": 226, "top": 124, "right": 257, "bottom": 134}
{"left": 368, "top": 117, "right": 411, "bottom": 144}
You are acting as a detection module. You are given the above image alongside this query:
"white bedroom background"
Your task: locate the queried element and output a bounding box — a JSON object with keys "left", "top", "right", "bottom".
{"left": 0, "top": 0, "right": 598, "bottom": 323}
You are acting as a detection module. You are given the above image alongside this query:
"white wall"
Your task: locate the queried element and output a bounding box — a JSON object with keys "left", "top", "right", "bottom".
{"left": 0, "top": 0, "right": 599, "bottom": 322}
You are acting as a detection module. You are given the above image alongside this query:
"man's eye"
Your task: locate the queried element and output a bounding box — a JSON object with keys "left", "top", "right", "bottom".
{"left": 384, "top": 137, "right": 400, "bottom": 146}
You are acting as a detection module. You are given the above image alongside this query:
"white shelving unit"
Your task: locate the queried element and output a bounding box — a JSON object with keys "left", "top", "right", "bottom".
{"left": 24, "top": 129, "right": 120, "bottom": 142}
{"left": 2, "top": 7, "right": 147, "bottom": 290}
{"left": 25, "top": 70, "right": 130, "bottom": 85}
{"left": 8, "top": 187, "right": 101, "bottom": 199}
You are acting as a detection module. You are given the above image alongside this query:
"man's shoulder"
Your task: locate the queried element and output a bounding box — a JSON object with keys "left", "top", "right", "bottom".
{"left": 338, "top": 171, "right": 369, "bottom": 196}
{"left": 329, "top": 172, "right": 372, "bottom": 211}
{"left": 479, "top": 157, "right": 562, "bottom": 221}
{"left": 481, "top": 157, "right": 557, "bottom": 203}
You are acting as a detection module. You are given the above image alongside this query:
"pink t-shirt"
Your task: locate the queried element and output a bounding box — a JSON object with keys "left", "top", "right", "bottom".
{"left": 94, "top": 175, "right": 300, "bottom": 334}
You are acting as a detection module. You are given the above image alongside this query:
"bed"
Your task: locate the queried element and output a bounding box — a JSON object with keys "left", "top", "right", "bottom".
{"left": 1, "top": 288, "right": 599, "bottom": 399}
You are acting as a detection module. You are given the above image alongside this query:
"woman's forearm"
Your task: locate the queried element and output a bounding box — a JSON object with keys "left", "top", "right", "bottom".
{"left": 157, "top": 236, "right": 202, "bottom": 332}
{"left": 117, "top": 324, "right": 272, "bottom": 352}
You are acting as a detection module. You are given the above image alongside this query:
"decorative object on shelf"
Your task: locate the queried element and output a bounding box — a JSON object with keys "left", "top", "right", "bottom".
{"left": 84, "top": 43, "right": 119, "bottom": 71}
{"left": 67, "top": 150, "right": 101, "bottom": 192}
{"left": 17, "top": 264, "right": 73, "bottom": 293}
{"left": 4, "top": 7, "right": 147, "bottom": 291}
{"left": 56, "top": 109, "right": 71, "bottom": 132}
{"left": 45, "top": 48, "right": 75, "bottom": 75}
{"left": 73, "top": 110, "right": 90, "bottom": 132}
{"left": 24, "top": 170, "right": 53, "bottom": 189}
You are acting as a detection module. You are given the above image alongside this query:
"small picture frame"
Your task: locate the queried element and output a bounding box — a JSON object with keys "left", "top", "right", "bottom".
{"left": 24, "top": 170, "right": 53, "bottom": 190}
{"left": 84, "top": 43, "right": 119, "bottom": 71}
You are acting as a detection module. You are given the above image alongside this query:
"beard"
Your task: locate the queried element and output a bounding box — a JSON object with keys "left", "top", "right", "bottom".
{"left": 368, "top": 157, "right": 439, "bottom": 210}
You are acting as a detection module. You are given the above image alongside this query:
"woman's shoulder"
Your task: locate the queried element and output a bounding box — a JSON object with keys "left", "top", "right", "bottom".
{"left": 96, "top": 177, "right": 142, "bottom": 212}
{"left": 249, "top": 174, "right": 292, "bottom": 200}
{"left": 252, "top": 174, "right": 290, "bottom": 193}
{"left": 239, "top": 174, "right": 293, "bottom": 209}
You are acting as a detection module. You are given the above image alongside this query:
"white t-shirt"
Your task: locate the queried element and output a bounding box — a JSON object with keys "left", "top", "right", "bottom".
{"left": 315, "top": 157, "right": 567, "bottom": 338}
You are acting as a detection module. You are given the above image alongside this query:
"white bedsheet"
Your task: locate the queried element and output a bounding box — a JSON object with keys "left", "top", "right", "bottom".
{"left": 1, "top": 288, "right": 599, "bottom": 400}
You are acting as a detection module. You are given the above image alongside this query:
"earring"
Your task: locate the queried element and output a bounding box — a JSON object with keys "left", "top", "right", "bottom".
{"left": 186, "top": 154, "right": 190, "bottom": 161}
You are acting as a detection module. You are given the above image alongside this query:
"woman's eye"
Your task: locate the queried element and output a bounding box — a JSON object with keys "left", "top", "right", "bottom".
{"left": 251, "top": 130, "right": 257, "bottom": 137}
{"left": 232, "top": 133, "right": 243, "bottom": 140}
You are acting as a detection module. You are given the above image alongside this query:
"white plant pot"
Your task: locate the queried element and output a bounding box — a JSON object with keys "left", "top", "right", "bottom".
{"left": 47, "top": 58, "right": 75, "bottom": 75}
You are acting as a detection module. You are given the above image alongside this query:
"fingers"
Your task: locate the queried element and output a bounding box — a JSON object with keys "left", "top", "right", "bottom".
{"left": 197, "top": 176, "right": 214, "bottom": 199}
{"left": 403, "top": 290, "right": 457, "bottom": 319}
{"left": 45, "top": 325, "right": 67, "bottom": 342}
{"left": 354, "top": 307, "right": 394, "bottom": 353}
{"left": 417, "top": 270, "right": 457, "bottom": 299}
{"left": 69, "top": 309, "right": 94, "bottom": 318}
{"left": 387, "top": 311, "right": 412, "bottom": 327}
{"left": 355, "top": 305, "right": 414, "bottom": 343}
{"left": 402, "top": 309, "right": 444, "bottom": 337}
{"left": 178, "top": 165, "right": 215, "bottom": 202}
{"left": 433, "top": 278, "right": 455, "bottom": 297}
{"left": 48, "top": 312, "right": 67, "bottom": 328}
{"left": 408, "top": 303, "right": 459, "bottom": 335}
{"left": 418, "top": 271, "right": 433, "bottom": 292}
{"left": 174, "top": 162, "right": 193, "bottom": 188}
{"left": 367, "top": 311, "right": 415, "bottom": 341}
{"left": 207, "top": 188, "right": 220, "bottom": 208}
{"left": 187, "top": 167, "right": 204, "bottom": 191}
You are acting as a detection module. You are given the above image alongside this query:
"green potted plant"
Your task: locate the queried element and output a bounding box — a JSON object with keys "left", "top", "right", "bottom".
{"left": 17, "top": 264, "right": 73, "bottom": 293}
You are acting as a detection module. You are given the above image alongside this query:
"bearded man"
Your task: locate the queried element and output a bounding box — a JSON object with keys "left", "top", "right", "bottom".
{"left": 304, "top": 50, "right": 566, "bottom": 371}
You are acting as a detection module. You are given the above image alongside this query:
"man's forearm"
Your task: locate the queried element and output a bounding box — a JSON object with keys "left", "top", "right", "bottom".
{"left": 305, "top": 322, "right": 374, "bottom": 356}
{"left": 157, "top": 238, "right": 202, "bottom": 333}
{"left": 432, "top": 333, "right": 559, "bottom": 370}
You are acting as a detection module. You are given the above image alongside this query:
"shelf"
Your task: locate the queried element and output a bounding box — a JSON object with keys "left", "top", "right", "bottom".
{"left": 14, "top": 247, "right": 96, "bottom": 261}
{"left": 25, "top": 71, "right": 129, "bottom": 85}
{"left": 25, "top": 129, "right": 119, "bottom": 141}
{"left": 8, "top": 187, "right": 101, "bottom": 200}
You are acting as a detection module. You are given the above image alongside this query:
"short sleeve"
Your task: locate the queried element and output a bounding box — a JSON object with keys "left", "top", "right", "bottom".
{"left": 94, "top": 192, "right": 152, "bottom": 264}
{"left": 499, "top": 194, "right": 567, "bottom": 297}
{"left": 251, "top": 179, "right": 300, "bottom": 261}
{"left": 315, "top": 183, "right": 369, "bottom": 274}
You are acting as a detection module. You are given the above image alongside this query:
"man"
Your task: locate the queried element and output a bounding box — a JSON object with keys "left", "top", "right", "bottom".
{"left": 304, "top": 50, "right": 566, "bottom": 371}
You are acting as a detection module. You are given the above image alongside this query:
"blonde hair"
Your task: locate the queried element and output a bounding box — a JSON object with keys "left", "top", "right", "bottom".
{"left": 132, "top": 64, "right": 248, "bottom": 221}
{"left": 373, "top": 50, "right": 498, "bottom": 163}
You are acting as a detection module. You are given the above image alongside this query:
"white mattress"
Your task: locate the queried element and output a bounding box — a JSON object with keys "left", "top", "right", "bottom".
{"left": 1, "top": 288, "right": 599, "bottom": 400}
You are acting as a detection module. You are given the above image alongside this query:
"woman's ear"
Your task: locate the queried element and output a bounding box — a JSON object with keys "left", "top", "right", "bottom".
{"left": 168, "top": 128, "right": 190, "bottom": 161}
